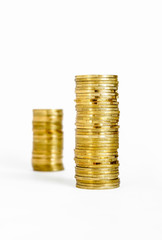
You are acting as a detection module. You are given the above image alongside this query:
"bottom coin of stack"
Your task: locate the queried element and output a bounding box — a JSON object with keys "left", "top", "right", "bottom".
{"left": 32, "top": 109, "right": 64, "bottom": 171}
{"left": 74, "top": 75, "right": 120, "bottom": 189}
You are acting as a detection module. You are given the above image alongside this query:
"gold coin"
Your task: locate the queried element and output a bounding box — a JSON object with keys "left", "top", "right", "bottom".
{"left": 76, "top": 176, "right": 119, "bottom": 183}
{"left": 75, "top": 100, "right": 119, "bottom": 105}
{"left": 76, "top": 118, "right": 119, "bottom": 122}
{"left": 75, "top": 75, "right": 118, "bottom": 79}
{"left": 75, "top": 99, "right": 119, "bottom": 103}
{"left": 32, "top": 163, "right": 64, "bottom": 172}
{"left": 76, "top": 84, "right": 118, "bottom": 88}
{"left": 76, "top": 79, "right": 118, "bottom": 82}
{"left": 76, "top": 93, "right": 118, "bottom": 97}
{"left": 76, "top": 183, "right": 119, "bottom": 190}
{"left": 76, "top": 106, "right": 119, "bottom": 111}
{"left": 75, "top": 142, "right": 119, "bottom": 147}
{"left": 76, "top": 93, "right": 118, "bottom": 98}
{"left": 76, "top": 80, "right": 118, "bottom": 84}
{"left": 76, "top": 91, "right": 118, "bottom": 95}
{"left": 75, "top": 167, "right": 119, "bottom": 173}
{"left": 76, "top": 174, "right": 119, "bottom": 180}
{"left": 76, "top": 131, "right": 119, "bottom": 135}
{"left": 76, "top": 137, "right": 119, "bottom": 142}
{"left": 32, "top": 159, "right": 63, "bottom": 164}
{"left": 75, "top": 174, "right": 119, "bottom": 179}
{"left": 75, "top": 163, "right": 119, "bottom": 168}
{"left": 76, "top": 122, "right": 119, "bottom": 126}
{"left": 76, "top": 100, "right": 119, "bottom": 105}
{"left": 33, "top": 109, "right": 63, "bottom": 114}
{"left": 75, "top": 161, "right": 119, "bottom": 166}
{"left": 75, "top": 81, "right": 118, "bottom": 84}
{"left": 76, "top": 86, "right": 118, "bottom": 90}
{"left": 74, "top": 156, "right": 119, "bottom": 161}
{"left": 74, "top": 157, "right": 119, "bottom": 161}
{"left": 75, "top": 160, "right": 119, "bottom": 164}
{"left": 76, "top": 113, "right": 119, "bottom": 117}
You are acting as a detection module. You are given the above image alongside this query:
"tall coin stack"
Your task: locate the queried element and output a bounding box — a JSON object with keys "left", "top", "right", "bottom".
{"left": 32, "top": 109, "right": 64, "bottom": 171}
{"left": 74, "top": 75, "right": 120, "bottom": 189}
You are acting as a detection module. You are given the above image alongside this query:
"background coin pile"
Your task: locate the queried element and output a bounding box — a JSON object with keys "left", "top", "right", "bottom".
{"left": 74, "top": 75, "right": 120, "bottom": 189}
{"left": 32, "top": 109, "right": 64, "bottom": 171}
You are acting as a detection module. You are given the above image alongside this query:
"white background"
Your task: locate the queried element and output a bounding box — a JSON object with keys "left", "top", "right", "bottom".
{"left": 0, "top": 0, "right": 162, "bottom": 239}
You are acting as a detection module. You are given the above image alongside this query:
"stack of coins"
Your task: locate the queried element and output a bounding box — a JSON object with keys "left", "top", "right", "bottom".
{"left": 32, "top": 109, "right": 64, "bottom": 171}
{"left": 74, "top": 75, "right": 120, "bottom": 189}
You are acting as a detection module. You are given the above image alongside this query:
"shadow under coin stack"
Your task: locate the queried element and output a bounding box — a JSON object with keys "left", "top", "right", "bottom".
{"left": 74, "top": 75, "right": 120, "bottom": 189}
{"left": 32, "top": 109, "right": 64, "bottom": 171}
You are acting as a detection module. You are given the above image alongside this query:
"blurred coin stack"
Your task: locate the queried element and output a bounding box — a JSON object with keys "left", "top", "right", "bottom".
{"left": 74, "top": 75, "right": 120, "bottom": 189}
{"left": 32, "top": 109, "right": 64, "bottom": 171}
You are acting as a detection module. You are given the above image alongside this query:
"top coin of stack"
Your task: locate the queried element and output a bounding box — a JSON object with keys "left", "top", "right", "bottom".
{"left": 32, "top": 109, "right": 64, "bottom": 171}
{"left": 74, "top": 75, "right": 120, "bottom": 189}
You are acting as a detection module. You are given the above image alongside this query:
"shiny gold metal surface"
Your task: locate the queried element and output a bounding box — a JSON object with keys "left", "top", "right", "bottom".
{"left": 32, "top": 109, "right": 64, "bottom": 171}
{"left": 74, "top": 75, "right": 120, "bottom": 189}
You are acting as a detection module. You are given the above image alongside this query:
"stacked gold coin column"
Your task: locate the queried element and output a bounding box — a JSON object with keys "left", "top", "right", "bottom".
{"left": 32, "top": 109, "right": 64, "bottom": 171}
{"left": 74, "top": 75, "right": 120, "bottom": 189}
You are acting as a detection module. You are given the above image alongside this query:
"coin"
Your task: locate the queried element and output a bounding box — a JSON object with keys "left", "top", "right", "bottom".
{"left": 75, "top": 158, "right": 119, "bottom": 162}
{"left": 76, "top": 180, "right": 120, "bottom": 190}
{"left": 75, "top": 159, "right": 119, "bottom": 162}
{"left": 75, "top": 162, "right": 119, "bottom": 168}
{"left": 75, "top": 75, "right": 118, "bottom": 80}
